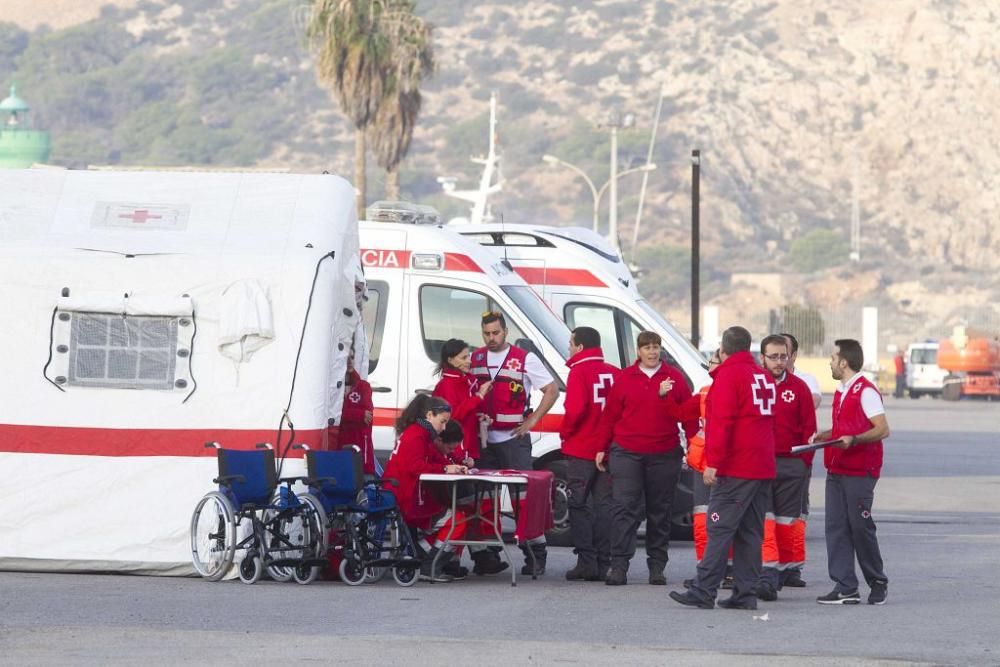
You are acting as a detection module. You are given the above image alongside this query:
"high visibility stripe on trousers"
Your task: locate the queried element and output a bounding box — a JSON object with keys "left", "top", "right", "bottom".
{"left": 417, "top": 509, "right": 469, "bottom": 553}
{"left": 693, "top": 504, "right": 708, "bottom": 562}
{"left": 761, "top": 514, "right": 806, "bottom": 570}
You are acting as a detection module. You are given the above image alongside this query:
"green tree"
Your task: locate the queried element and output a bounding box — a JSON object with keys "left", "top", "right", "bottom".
{"left": 368, "top": 1, "right": 434, "bottom": 200}
{"left": 308, "top": 0, "right": 395, "bottom": 217}
{"left": 788, "top": 228, "right": 849, "bottom": 272}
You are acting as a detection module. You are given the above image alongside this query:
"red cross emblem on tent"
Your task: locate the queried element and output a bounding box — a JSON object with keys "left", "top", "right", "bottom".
{"left": 118, "top": 209, "right": 163, "bottom": 224}
{"left": 782, "top": 389, "right": 796, "bottom": 403}
{"left": 505, "top": 358, "right": 522, "bottom": 371}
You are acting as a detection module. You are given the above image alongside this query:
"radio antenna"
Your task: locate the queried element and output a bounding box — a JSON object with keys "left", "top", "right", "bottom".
{"left": 499, "top": 211, "right": 512, "bottom": 271}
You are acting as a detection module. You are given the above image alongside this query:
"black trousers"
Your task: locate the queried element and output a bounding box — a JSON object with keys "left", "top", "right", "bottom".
{"left": 825, "top": 473, "right": 887, "bottom": 592}
{"left": 480, "top": 432, "right": 533, "bottom": 470}
{"left": 566, "top": 455, "right": 612, "bottom": 569}
{"left": 608, "top": 444, "right": 682, "bottom": 571}
{"left": 690, "top": 477, "right": 769, "bottom": 605}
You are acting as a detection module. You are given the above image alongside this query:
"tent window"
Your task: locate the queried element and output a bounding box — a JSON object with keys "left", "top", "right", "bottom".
{"left": 68, "top": 313, "right": 179, "bottom": 390}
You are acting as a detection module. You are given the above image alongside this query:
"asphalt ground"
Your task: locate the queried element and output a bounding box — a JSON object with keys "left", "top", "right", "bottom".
{"left": 1, "top": 398, "right": 998, "bottom": 666}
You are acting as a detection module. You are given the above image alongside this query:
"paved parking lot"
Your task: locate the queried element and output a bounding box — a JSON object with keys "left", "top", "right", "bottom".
{"left": 2, "top": 398, "right": 998, "bottom": 665}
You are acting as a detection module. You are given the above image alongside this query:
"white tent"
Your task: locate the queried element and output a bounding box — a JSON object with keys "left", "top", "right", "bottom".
{"left": 0, "top": 169, "right": 362, "bottom": 574}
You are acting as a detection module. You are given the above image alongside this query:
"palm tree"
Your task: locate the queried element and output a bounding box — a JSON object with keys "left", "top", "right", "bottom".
{"left": 368, "top": 3, "right": 434, "bottom": 200}
{"left": 307, "top": 0, "right": 392, "bottom": 218}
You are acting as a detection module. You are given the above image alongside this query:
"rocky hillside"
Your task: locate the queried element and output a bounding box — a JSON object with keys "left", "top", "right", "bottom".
{"left": 2, "top": 0, "right": 998, "bottom": 339}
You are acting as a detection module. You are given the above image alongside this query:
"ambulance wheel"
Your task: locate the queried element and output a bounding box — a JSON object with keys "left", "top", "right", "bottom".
{"left": 190, "top": 492, "right": 237, "bottom": 581}
{"left": 541, "top": 458, "right": 573, "bottom": 547}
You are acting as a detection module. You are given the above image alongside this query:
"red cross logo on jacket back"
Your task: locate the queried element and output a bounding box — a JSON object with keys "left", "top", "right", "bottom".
{"left": 751, "top": 374, "right": 776, "bottom": 415}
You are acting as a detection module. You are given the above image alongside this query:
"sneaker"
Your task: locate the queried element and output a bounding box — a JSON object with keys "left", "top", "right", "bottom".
{"left": 648, "top": 570, "right": 667, "bottom": 586}
{"left": 605, "top": 567, "right": 627, "bottom": 586}
{"left": 718, "top": 596, "right": 758, "bottom": 610}
{"left": 565, "top": 563, "right": 600, "bottom": 581}
{"left": 418, "top": 571, "right": 454, "bottom": 583}
{"left": 756, "top": 581, "right": 778, "bottom": 602}
{"left": 669, "top": 590, "right": 714, "bottom": 609}
{"left": 868, "top": 581, "right": 888, "bottom": 605}
{"left": 816, "top": 589, "right": 861, "bottom": 605}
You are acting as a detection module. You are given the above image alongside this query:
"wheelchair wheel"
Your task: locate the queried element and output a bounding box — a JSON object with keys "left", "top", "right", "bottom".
{"left": 291, "top": 493, "right": 327, "bottom": 585}
{"left": 239, "top": 552, "right": 263, "bottom": 585}
{"left": 392, "top": 564, "right": 418, "bottom": 587}
{"left": 339, "top": 556, "right": 367, "bottom": 586}
{"left": 190, "top": 491, "right": 236, "bottom": 581}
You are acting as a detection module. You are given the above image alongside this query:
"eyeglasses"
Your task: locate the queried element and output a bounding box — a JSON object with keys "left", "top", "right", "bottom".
{"left": 764, "top": 353, "right": 789, "bottom": 361}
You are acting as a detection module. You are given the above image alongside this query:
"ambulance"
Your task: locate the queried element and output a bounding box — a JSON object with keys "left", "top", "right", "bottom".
{"left": 357, "top": 202, "right": 585, "bottom": 539}
{"left": 454, "top": 223, "right": 709, "bottom": 390}
{"left": 454, "top": 223, "right": 707, "bottom": 540}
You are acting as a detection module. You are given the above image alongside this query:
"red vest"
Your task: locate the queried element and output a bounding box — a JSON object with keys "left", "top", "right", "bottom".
{"left": 826, "top": 375, "right": 884, "bottom": 478}
{"left": 471, "top": 345, "right": 528, "bottom": 430}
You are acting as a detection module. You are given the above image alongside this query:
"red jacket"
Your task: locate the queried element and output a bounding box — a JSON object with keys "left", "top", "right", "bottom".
{"left": 560, "top": 348, "right": 620, "bottom": 460}
{"left": 382, "top": 423, "right": 451, "bottom": 527}
{"left": 598, "top": 362, "right": 696, "bottom": 455}
{"left": 338, "top": 370, "right": 375, "bottom": 474}
{"left": 826, "top": 375, "right": 885, "bottom": 478}
{"left": 433, "top": 369, "right": 484, "bottom": 460}
{"left": 772, "top": 372, "right": 818, "bottom": 465}
{"left": 704, "top": 351, "right": 776, "bottom": 479}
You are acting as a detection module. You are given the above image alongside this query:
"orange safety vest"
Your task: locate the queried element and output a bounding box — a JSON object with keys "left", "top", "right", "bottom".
{"left": 685, "top": 385, "right": 711, "bottom": 472}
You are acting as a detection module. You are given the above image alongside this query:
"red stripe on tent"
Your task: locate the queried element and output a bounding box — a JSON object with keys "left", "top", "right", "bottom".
{"left": 513, "top": 267, "right": 606, "bottom": 287}
{"left": 0, "top": 424, "right": 325, "bottom": 458}
{"left": 443, "top": 253, "right": 484, "bottom": 273}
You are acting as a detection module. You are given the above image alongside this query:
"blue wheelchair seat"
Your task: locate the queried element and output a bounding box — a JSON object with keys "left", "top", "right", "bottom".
{"left": 306, "top": 449, "right": 365, "bottom": 513}
{"left": 216, "top": 448, "right": 277, "bottom": 508}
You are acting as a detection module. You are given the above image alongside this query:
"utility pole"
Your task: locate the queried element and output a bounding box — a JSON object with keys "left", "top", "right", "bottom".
{"left": 632, "top": 86, "right": 665, "bottom": 253}
{"left": 691, "top": 149, "right": 701, "bottom": 348}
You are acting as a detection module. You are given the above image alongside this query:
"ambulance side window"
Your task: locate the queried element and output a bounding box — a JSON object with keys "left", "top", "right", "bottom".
{"left": 564, "top": 303, "right": 622, "bottom": 367}
{"left": 362, "top": 281, "right": 388, "bottom": 374}
{"left": 419, "top": 284, "right": 525, "bottom": 362}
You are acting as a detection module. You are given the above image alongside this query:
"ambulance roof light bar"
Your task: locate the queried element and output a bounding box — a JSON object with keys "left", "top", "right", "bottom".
{"left": 367, "top": 200, "right": 441, "bottom": 225}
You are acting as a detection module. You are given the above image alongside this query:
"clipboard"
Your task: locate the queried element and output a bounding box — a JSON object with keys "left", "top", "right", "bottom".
{"left": 790, "top": 439, "right": 842, "bottom": 455}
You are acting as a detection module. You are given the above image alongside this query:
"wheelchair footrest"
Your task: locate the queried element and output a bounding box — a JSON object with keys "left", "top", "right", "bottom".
{"left": 267, "top": 557, "right": 326, "bottom": 569}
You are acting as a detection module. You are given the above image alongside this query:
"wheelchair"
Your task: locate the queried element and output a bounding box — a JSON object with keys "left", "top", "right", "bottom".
{"left": 297, "top": 446, "right": 420, "bottom": 587}
{"left": 189, "top": 443, "right": 325, "bottom": 584}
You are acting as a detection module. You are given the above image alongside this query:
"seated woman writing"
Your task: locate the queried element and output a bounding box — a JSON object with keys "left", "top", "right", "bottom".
{"left": 382, "top": 394, "right": 468, "bottom": 582}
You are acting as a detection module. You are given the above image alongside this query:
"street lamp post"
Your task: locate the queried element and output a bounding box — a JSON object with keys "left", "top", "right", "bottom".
{"left": 603, "top": 111, "right": 635, "bottom": 251}
{"left": 541, "top": 154, "right": 655, "bottom": 246}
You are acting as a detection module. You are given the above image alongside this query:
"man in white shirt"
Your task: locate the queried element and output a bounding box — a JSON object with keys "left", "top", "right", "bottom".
{"left": 469, "top": 311, "right": 559, "bottom": 575}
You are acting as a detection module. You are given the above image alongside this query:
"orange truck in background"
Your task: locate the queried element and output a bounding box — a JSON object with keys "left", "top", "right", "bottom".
{"left": 938, "top": 326, "right": 1000, "bottom": 400}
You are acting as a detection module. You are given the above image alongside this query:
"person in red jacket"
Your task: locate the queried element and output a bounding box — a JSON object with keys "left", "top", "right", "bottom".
{"left": 813, "top": 338, "right": 890, "bottom": 605}
{"left": 597, "top": 330, "right": 696, "bottom": 586}
{"left": 755, "top": 335, "right": 817, "bottom": 602}
{"left": 560, "top": 326, "right": 620, "bottom": 582}
{"left": 337, "top": 353, "right": 375, "bottom": 474}
{"left": 432, "top": 338, "right": 493, "bottom": 465}
{"left": 382, "top": 394, "right": 468, "bottom": 582}
{"left": 671, "top": 326, "right": 776, "bottom": 610}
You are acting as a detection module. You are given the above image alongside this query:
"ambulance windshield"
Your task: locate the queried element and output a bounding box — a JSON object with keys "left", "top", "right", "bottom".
{"left": 636, "top": 300, "right": 707, "bottom": 368}
{"left": 501, "top": 285, "right": 571, "bottom": 361}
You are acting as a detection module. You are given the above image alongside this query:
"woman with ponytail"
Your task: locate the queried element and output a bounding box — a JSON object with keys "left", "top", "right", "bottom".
{"left": 432, "top": 338, "right": 492, "bottom": 464}
{"left": 383, "top": 394, "right": 470, "bottom": 581}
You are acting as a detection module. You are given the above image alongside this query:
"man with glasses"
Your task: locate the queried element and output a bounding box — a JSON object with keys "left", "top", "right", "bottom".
{"left": 755, "top": 335, "right": 817, "bottom": 601}
{"left": 470, "top": 310, "right": 559, "bottom": 575}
